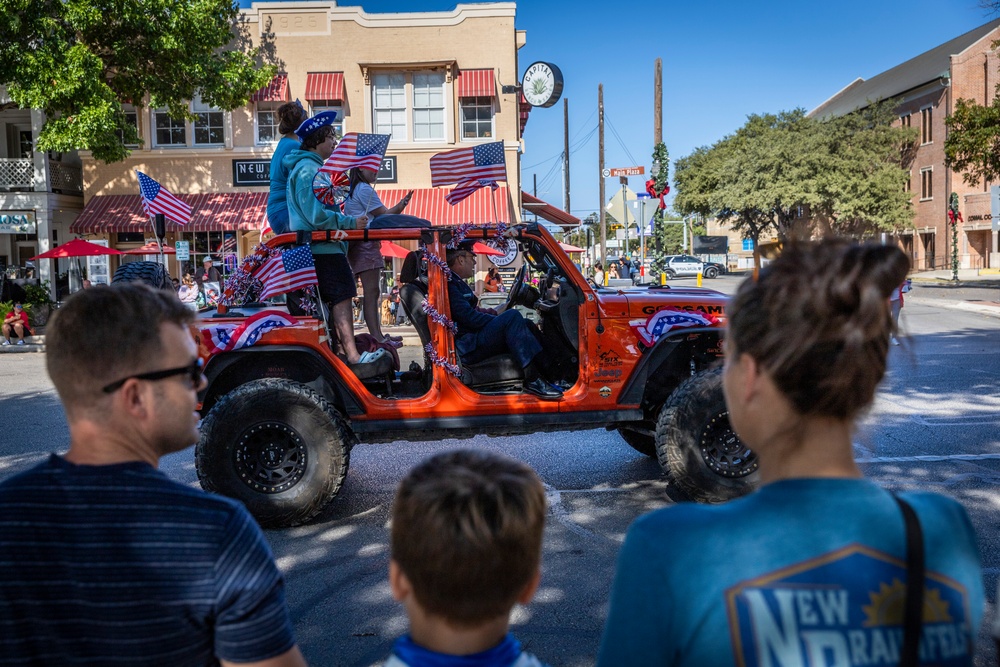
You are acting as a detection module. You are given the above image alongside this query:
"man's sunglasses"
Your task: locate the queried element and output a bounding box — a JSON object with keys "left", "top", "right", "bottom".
{"left": 102, "top": 359, "right": 204, "bottom": 394}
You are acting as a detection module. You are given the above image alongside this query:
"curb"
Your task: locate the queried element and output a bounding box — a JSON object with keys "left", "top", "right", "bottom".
{"left": 907, "top": 295, "right": 1000, "bottom": 319}
{"left": 0, "top": 344, "right": 45, "bottom": 354}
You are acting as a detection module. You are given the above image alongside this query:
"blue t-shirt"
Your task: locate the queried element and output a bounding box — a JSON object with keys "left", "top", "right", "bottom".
{"left": 0, "top": 454, "right": 296, "bottom": 666}
{"left": 266, "top": 136, "right": 300, "bottom": 235}
{"left": 597, "top": 478, "right": 983, "bottom": 667}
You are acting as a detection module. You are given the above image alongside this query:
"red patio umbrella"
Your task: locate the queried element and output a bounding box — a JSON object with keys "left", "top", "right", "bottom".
{"left": 122, "top": 242, "right": 176, "bottom": 255}
{"left": 380, "top": 240, "right": 412, "bottom": 259}
{"left": 472, "top": 241, "right": 505, "bottom": 257}
{"left": 30, "top": 238, "right": 123, "bottom": 259}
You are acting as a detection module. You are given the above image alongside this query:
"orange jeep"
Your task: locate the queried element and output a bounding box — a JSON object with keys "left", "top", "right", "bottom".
{"left": 193, "top": 222, "right": 758, "bottom": 528}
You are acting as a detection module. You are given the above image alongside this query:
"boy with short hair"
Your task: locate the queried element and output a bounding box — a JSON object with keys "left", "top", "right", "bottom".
{"left": 386, "top": 450, "right": 548, "bottom": 667}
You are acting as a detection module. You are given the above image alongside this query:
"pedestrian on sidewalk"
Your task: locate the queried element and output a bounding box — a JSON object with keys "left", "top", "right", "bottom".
{"left": 2, "top": 302, "right": 31, "bottom": 345}
{"left": 889, "top": 279, "right": 909, "bottom": 346}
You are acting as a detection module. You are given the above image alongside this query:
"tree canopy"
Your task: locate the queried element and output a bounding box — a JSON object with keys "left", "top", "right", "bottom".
{"left": 944, "top": 96, "right": 1000, "bottom": 185}
{"left": 0, "top": 0, "right": 276, "bottom": 162}
{"left": 673, "top": 102, "right": 917, "bottom": 270}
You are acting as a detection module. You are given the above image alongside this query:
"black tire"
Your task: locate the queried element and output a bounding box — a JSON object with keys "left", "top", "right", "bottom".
{"left": 195, "top": 378, "right": 354, "bottom": 528}
{"left": 655, "top": 368, "right": 759, "bottom": 503}
{"left": 617, "top": 425, "right": 656, "bottom": 457}
{"left": 111, "top": 261, "right": 173, "bottom": 290}
{"left": 665, "top": 269, "right": 677, "bottom": 280}
{"left": 704, "top": 266, "right": 719, "bottom": 279}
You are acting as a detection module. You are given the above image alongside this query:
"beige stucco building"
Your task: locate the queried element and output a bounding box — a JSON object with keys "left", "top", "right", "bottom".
{"left": 69, "top": 1, "right": 532, "bottom": 281}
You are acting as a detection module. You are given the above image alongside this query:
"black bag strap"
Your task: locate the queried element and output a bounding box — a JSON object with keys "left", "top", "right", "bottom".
{"left": 893, "top": 494, "right": 924, "bottom": 667}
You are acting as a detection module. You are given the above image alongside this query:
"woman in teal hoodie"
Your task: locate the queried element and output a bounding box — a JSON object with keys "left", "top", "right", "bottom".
{"left": 285, "top": 111, "right": 384, "bottom": 366}
{"left": 265, "top": 101, "right": 308, "bottom": 235}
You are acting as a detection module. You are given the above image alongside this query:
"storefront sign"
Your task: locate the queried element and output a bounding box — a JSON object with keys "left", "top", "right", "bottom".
{"left": 0, "top": 211, "right": 36, "bottom": 234}
{"left": 233, "top": 160, "right": 271, "bottom": 187}
{"left": 377, "top": 156, "right": 397, "bottom": 183}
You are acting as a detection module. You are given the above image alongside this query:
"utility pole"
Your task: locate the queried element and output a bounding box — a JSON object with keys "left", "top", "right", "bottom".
{"left": 654, "top": 58, "right": 662, "bottom": 145}
{"left": 563, "top": 97, "right": 570, "bottom": 215}
{"left": 599, "top": 84, "right": 606, "bottom": 270}
{"left": 532, "top": 174, "right": 538, "bottom": 222}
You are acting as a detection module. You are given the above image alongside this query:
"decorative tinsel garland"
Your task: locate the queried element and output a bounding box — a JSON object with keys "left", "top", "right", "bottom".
{"left": 421, "top": 298, "right": 458, "bottom": 335}
{"left": 424, "top": 342, "right": 462, "bottom": 377}
{"left": 219, "top": 243, "right": 279, "bottom": 306}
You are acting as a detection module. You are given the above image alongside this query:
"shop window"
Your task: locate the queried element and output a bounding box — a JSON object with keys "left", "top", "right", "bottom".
{"left": 176, "top": 231, "right": 239, "bottom": 276}
{"left": 192, "top": 96, "right": 224, "bottom": 146}
{"left": 256, "top": 103, "right": 280, "bottom": 144}
{"left": 461, "top": 96, "right": 494, "bottom": 139}
{"left": 412, "top": 72, "right": 445, "bottom": 141}
{"left": 153, "top": 108, "right": 186, "bottom": 147}
{"left": 116, "top": 232, "right": 145, "bottom": 244}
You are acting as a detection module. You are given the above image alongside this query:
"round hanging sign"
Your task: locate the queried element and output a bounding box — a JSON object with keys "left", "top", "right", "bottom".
{"left": 488, "top": 238, "right": 519, "bottom": 267}
{"left": 521, "top": 62, "right": 564, "bottom": 108}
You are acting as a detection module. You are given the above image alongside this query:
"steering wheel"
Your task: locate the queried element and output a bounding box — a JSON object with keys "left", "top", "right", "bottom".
{"left": 505, "top": 262, "right": 528, "bottom": 309}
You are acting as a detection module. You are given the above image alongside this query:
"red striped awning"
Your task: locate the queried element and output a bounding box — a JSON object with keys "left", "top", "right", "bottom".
{"left": 521, "top": 192, "right": 579, "bottom": 228}
{"left": 457, "top": 69, "right": 495, "bottom": 98}
{"left": 70, "top": 193, "right": 269, "bottom": 234}
{"left": 519, "top": 93, "right": 531, "bottom": 135}
{"left": 250, "top": 74, "right": 290, "bottom": 103}
{"left": 304, "top": 72, "right": 345, "bottom": 102}
{"left": 378, "top": 186, "right": 509, "bottom": 226}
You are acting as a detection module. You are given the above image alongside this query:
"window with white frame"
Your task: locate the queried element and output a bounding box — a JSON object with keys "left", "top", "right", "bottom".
{"left": 412, "top": 72, "right": 445, "bottom": 141}
{"left": 153, "top": 108, "right": 186, "bottom": 147}
{"left": 192, "top": 96, "right": 224, "bottom": 146}
{"left": 309, "top": 101, "right": 344, "bottom": 136}
{"left": 118, "top": 104, "right": 140, "bottom": 147}
{"left": 256, "top": 103, "right": 280, "bottom": 144}
{"left": 460, "top": 96, "right": 494, "bottom": 139}
{"left": 920, "top": 167, "right": 933, "bottom": 200}
{"left": 373, "top": 73, "right": 407, "bottom": 141}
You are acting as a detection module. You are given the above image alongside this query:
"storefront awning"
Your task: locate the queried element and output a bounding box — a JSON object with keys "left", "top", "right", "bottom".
{"left": 521, "top": 192, "right": 579, "bottom": 228}
{"left": 304, "top": 72, "right": 345, "bottom": 102}
{"left": 457, "top": 69, "right": 495, "bottom": 98}
{"left": 378, "top": 186, "right": 509, "bottom": 225}
{"left": 250, "top": 74, "right": 290, "bottom": 103}
{"left": 519, "top": 93, "right": 531, "bottom": 135}
{"left": 71, "top": 193, "right": 268, "bottom": 234}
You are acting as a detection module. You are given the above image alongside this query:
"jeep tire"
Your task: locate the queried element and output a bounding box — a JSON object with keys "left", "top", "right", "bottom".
{"left": 196, "top": 379, "right": 354, "bottom": 528}
{"left": 111, "top": 261, "right": 173, "bottom": 290}
{"left": 655, "top": 368, "right": 759, "bottom": 503}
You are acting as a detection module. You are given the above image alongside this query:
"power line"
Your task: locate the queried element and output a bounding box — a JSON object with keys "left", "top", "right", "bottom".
{"left": 605, "top": 114, "right": 640, "bottom": 167}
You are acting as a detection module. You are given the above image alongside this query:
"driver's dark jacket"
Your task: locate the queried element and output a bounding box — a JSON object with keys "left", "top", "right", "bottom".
{"left": 447, "top": 273, "right": 498, "bottom": 357}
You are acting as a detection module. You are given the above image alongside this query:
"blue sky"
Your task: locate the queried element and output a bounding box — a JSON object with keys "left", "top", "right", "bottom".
{"left": 246, "top": 0, "right": 998, "bottom": 217}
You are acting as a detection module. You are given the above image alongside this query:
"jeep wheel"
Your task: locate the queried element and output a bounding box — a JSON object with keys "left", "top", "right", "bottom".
{"left": 704, "top": 266, "right": 719, "bottom": 279}
{"left": 655, "top": 368, "right": 759, "bottom": 503}
{"left": 111, "top": 261, "right": 173, "bottom": 290}
{"left": 617, "top": 426, "right": 656, "bottom": 457}
{"left": 196, "top": 379, "right": 354, "bottom": 528}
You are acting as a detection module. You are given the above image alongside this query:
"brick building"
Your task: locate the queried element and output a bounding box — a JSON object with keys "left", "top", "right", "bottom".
{"left": 810, "top": 18, "right": 1000, "bottom": 270}
{"left": 68, "top": 1, "right": 539, "bottom": 282}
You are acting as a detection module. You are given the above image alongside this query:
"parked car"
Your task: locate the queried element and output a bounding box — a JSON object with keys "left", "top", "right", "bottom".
{"left": 662, "top": 254, "right": 724, "bottom": 279}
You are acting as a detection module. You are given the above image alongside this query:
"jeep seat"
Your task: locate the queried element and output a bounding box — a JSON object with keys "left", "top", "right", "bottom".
{"left": 398, "top": 271, "right": 522, "bottom": 391}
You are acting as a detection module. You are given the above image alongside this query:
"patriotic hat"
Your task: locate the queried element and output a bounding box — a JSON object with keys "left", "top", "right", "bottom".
{"left": 294, "top": 111, "right": 338, "bottom": 140}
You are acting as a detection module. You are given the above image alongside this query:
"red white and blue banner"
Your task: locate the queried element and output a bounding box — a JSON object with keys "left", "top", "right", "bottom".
{"left": 630, "top": 309, "right": 718, "bottom": 347}
{"left": 200, "top": 311, "right": 299, "bottom": 354}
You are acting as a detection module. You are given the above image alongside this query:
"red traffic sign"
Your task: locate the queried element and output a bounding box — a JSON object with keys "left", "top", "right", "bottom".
{"left": 608, "top": 166, "right": 644, "bottom": 177}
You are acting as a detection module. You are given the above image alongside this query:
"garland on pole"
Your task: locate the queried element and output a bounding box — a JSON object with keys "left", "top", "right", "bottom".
{"left": 948, "top": 192, "right": 961, "bottom": 281}
{"left": 649, "top": 142, "right": 670, "bottom": 272}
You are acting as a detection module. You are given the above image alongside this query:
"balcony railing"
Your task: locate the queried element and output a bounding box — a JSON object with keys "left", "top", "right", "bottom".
{"left": 0, "top": 157, "right": 82, "bottom": 195}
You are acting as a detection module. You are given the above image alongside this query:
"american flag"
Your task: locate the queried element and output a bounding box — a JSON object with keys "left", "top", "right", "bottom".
{"left": 446, "top": 179, "right": 499, "bottom": 205}
{"left": 200, "top": 311, "right": 299, "bottom": 354}
{"left": 217, "top": 236, "right": 237, "bottom": 253}
{"left": 430, "top": 142, "right": 506, "bottom": 187}
{"left": 137, "top": 171, "right": 192, "bottom": 225}
{"left": 319, "top": 133, "right": 390, "bottom": 176}
{"left": 257, "top": 246, "right": 318, "bottom": 300}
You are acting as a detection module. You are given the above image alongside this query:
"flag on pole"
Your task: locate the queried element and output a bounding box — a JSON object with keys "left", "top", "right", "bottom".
{"left": 430, "top": 142, "right": 506, "bottom": 187}
{"left": 319, "top": 133, "right": 390, "bottom": 176}
{"left": 257, "top": 246, "right": 318, "bottom": 300}
{"left": 137, "top": 171, "right": 192, "bottom": 225}
{"left": 446, "top": 179, "right": 500, "bottom": 206}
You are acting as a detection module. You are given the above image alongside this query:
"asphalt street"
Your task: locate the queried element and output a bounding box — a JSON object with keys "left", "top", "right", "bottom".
{"left": 0, "top": 273, "right": 998, "bottom": 666}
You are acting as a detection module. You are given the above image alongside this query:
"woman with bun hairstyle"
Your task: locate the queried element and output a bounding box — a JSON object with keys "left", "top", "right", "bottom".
{"left": 598, "top": 239, "right": 983, "bottom": 666}
{"left": 265, "top": 101, "right": 309, "bottom": 235}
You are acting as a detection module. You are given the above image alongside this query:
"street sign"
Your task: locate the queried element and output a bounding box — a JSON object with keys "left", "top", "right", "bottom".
{"left": 608, "top": 166, "right": 644, "bottom": 177}
{"left": 601, "top": 168, "right": 611, "bottom": 178}
{"left": 175, "top": 241, "right": 190, "bottom": 261}
{"left": 628, "top": 198, "right": 657, "bottom": 232}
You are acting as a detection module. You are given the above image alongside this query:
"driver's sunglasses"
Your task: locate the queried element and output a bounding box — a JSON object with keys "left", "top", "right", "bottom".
{"left": 102, "top": 358, "right": 204, "bottom": 394}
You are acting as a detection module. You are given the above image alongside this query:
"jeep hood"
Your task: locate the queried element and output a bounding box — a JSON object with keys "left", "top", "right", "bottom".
{"left": 620, "top": 286, "right": 729, "bottom": 323}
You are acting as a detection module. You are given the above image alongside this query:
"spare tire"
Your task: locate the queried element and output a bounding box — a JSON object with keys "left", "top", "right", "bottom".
{"left": 111, "top": 261, "right": 173, "bottom": 290}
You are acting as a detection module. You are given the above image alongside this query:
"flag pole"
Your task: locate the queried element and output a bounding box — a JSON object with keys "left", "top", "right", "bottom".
{"left": 491, "top": 186, "right": 500, "bottom": 224}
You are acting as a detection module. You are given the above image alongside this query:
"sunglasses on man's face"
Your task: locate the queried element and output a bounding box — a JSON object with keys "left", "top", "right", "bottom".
{"left": 102, "top": 358, "right": 205, "bottom": 394}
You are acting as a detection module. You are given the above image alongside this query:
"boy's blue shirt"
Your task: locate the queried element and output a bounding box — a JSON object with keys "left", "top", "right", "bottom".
{"left": 385, "top": 633, "right": 547, "bottom": 667}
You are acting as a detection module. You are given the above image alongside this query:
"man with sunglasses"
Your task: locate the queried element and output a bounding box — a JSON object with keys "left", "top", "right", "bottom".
{"left": 0, "top": 283, "right": 307, "bottom": 667}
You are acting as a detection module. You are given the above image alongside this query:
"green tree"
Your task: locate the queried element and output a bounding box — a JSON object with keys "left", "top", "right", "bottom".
{"left": 944, "top": 96, "right": 1000, "bottom": 185}
{"left": 0, "top": 0, "right": 276, "bottom": 162}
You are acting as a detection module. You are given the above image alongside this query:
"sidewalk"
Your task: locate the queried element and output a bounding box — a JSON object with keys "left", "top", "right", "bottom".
{"left": 907, "top": 268, "right": 1000, "bottom": 318}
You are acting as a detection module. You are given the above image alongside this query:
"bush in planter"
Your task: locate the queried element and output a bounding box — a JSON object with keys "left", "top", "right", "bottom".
{"left": 21, "top": 281, "right": 53, "bottom": 327}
